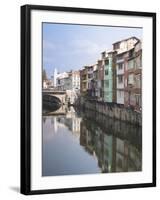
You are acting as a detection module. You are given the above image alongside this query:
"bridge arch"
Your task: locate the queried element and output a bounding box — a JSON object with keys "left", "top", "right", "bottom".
{"left": 42, "top": 90, "right": 67, "bottom": 105}
{"left": 43, "top": 94, "right": 62, "bottom": 105}
{"left": 43, "top": 94, "right": 62, "bottom": 113}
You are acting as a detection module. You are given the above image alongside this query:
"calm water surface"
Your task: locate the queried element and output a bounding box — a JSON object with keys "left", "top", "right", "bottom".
{"left": 42, "top": 106, "right": 142, "bottom": 176}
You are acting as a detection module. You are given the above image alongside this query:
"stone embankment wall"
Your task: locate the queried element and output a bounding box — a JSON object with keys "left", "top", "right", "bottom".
{"left": 77, "top": 98, "right": 141, "bottom": 126}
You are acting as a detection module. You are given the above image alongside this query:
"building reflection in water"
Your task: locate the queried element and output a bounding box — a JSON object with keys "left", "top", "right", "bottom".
{"left": 56, "top": 106, "right": 82, "bottom": 140}
{"left": 79, "top": 110, "right": 142, "bottom": 173}
{"left": 43, "top": 107, "right": 142, "bottom": 175}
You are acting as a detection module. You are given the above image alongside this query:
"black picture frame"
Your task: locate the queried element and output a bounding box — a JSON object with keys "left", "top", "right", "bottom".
{"left": 21, "top": 4, "right": 156, "bottom": 195}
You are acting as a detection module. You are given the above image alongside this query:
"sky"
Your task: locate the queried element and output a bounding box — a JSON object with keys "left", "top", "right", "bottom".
{"left": 43, "top": 23, "right": 142, "bottom": 78}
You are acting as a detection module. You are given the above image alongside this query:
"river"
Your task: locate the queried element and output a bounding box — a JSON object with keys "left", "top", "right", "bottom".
{"left": 42, "top": 106, "right": 142, "bottom": 176}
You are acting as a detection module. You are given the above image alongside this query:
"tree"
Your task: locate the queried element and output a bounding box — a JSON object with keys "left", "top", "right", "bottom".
{"left": 42, "top": 69, "right": 47, "bottom": 81}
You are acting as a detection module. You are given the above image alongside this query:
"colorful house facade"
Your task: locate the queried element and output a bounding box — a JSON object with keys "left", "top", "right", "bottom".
{"left": 116, "top": 51, "right": 128, "bottom": 105}
{"left": 114, "top": 37, "right": 139, "bottom": 105}
{"left": 134, "top": 41, "right": 142, "bottom": 112}
{"left": 97, "top": 59, "right": 104, "bottom": 101}
{"left": 48, "top": 36, "right": 142, "bottom": 114}
{"left": 103, "top": 51, "right": 117, "bottom": 103}
{"left": 80, "top": 67, "right": 88, "bottom": 95}
{"left": 124, "top": 41, "right": 142, "bottom": 112}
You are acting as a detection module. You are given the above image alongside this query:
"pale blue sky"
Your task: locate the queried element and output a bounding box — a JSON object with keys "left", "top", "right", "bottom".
{"left": 43, "top": 23, "right": 142, "bottom": 77}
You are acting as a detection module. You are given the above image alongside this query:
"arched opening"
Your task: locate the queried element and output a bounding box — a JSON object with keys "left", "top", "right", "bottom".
{"left": 43, "top": 95, "right": 62, "bottom": 113}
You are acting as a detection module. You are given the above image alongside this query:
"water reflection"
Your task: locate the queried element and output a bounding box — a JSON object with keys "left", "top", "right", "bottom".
{"left": 42, "top": 107, "right": 142, "bottom": 176}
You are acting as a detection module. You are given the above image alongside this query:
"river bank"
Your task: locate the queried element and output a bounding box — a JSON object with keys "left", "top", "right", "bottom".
{"left": 75, "top": 97, "right": 142, "bottom": 126}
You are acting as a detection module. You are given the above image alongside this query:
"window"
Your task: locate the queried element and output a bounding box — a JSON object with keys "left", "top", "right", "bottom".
{"left": 125, "top": 79, "right": 127, "bottom": 87}
{"left": 130, "top": 93, "right": 135, "bottom": 103}
{"left": 119, "top": 91, "right": 121, "bottom": 97}
{"left": 128, "top": 74, "right": 134, "bottom": 85}
{"left": 57, "top": 79, "right": 60, "bottom": 84}
{"left": 105, "top": 59, "right": 109, "bottom": 65}
{"left": 118, "top": 91, "right": 124, "bottom": 98}
{"left": 113, "top": 43, "right": 120, "bottom": 50}
{"left": 135, "top": 94, "right": 141, "bottom": 106}
{"left": 128, "top": 60, "right": 134, "bottom": 69}
{"left": 102, "top": 52, "right": 106, "bottom": 59}
{"left": 118, "top": 75, "right": 123, "bottom": 83}
{"left": 104, "top": 80, "right": 109, "bottom": 88}
{"left": 117, "top": 55, "right": 123, "bottom": 61}
{"left": 129, "top": 49, "right": 134, "bottom": 57}
{"left": 135, "top": 74, "right": 141, "bottom": 88}
{"left": 105, "top": 69, "right": 108, "bottom": 75}
{"left": 118, "top": 63, "right": 123, "bottom": 70}
{"left": 88, "top": 74, "right": 92, "bottom": 79}
{"left": 135, "top": 55, "right": 142, "bottom": 69}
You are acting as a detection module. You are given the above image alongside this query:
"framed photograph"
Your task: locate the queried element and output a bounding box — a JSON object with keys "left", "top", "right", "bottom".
{"left": 21, "top": 4, "right": 156, "bottom": 195}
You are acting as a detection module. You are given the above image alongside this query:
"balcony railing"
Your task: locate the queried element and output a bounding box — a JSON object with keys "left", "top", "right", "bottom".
{"left": 116, "top": 58, "right": 124, "bottom": 64}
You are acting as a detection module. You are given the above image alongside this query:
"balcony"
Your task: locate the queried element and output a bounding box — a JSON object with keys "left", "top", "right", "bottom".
{"left": 117, "top": 69, "right": 124, "bottom": 75}
{"left": 116, "top": 58, "right": 124, "bottom": 64}
{"left": 117, "top": 83, "right": 124, "bottom": 89}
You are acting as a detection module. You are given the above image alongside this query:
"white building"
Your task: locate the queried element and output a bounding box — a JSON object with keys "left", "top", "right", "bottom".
{"left": 53, "top": 69, "right": 80, "bottom": 104}
{"left": 69, "top": 71, "right": 80, "bottom": 104}
{"left": 66, "top": 89, "right": 78, "bottom": 105}
{"left": 70, "top": 70, "right": 80, "bottom": 90}
{"left": 66, "top": 107, "right": 81, "bottom": 139}
{"left": 113, "top": 37, "right": 139, "bottom": 54}
{"left": 43, "top": 80, "right": 48, "bottom": 89}
{"left": 116, "top": 51, "right": 126, "bottom": 104}
{"left": 56, "top": 72, "right": 69, "bottom": 91}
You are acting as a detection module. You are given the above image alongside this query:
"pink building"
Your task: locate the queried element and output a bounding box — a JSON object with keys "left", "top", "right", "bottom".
{"left": 124, "top": 41, "right": 142, "bottom": 112}
{"left": 97, "top": 59, "right": 104, "bottom": 101}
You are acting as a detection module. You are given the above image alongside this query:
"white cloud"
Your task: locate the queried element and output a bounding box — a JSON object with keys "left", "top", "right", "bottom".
{"left": 43, "top": 38, "right": 110, "bottom": 70}
{"left": 70, "top": 39, "right": 109, "bottom": 57}
{"left": 43, "top": 38, "right": 109, "bottom": 59}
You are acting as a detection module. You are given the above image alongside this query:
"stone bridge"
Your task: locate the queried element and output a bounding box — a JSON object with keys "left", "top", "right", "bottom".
{"left": 42, "top": 89, "right": 67, "bottom": 105}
